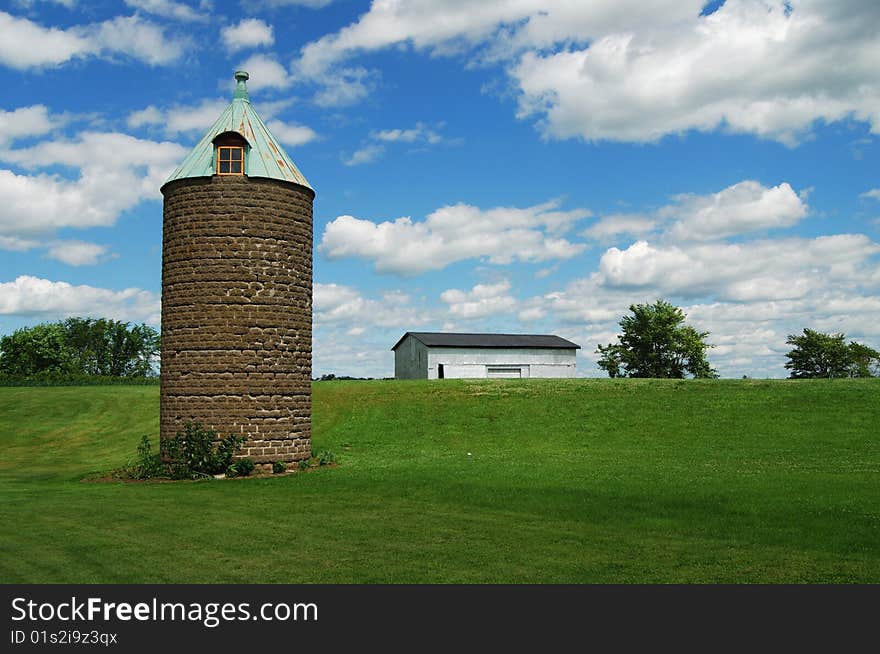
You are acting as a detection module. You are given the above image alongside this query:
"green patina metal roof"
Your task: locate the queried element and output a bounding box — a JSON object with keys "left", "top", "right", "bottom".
{"left": 164, "top": 71, "right": 312, "bottom": 191}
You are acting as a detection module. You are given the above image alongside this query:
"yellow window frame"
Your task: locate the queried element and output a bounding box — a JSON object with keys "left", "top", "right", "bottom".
{"left": 217, "top": 146, "right": 244, "bottom": 175}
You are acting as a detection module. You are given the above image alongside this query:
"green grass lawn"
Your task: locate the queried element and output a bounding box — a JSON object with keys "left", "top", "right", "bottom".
{"left": 0, "top": 379, "right": 878, "bottom": 583}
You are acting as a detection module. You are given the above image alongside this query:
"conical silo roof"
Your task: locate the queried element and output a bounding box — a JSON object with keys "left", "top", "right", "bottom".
{"left": 163, "top": 71, "right": 312, "bottom": 190}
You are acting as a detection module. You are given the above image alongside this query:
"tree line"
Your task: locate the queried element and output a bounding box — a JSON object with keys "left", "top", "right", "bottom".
{"left": 596, "top": 299, "right": 879, "bottom": 379}
{"left": 1, "top": 308, "right": 876, "bottom": 381}
{"left": 0, "top": 318, "right": 159, "bottom": 381}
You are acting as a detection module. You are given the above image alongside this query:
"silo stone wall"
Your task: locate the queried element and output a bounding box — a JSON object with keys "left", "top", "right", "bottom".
{"left": 160, "top": 175, "right": 313, "bottom": 470}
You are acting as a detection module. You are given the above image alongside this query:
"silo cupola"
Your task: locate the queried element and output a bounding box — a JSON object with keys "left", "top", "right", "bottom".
{"left": 163, "top": 70, "right": 312, "bottom": 189}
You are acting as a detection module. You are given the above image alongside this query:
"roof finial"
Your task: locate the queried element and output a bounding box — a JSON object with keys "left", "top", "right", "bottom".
{"left": 233, "top": 70, "right": 249, "bottom": 101}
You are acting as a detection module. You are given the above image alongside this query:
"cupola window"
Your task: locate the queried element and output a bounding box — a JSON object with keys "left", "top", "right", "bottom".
{"left": 217, "top": 146, "right": 244, "bottom": 175}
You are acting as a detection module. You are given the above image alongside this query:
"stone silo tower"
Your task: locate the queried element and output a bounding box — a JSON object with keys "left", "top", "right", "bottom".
{"left": 160, "top": 71, "right": 313, "bottom": 470}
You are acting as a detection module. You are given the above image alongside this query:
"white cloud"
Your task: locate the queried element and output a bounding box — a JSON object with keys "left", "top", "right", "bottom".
{"left": 222, "top": 18, "right": 274, "bottom": 52}
{"left": 90, "top": 15, "right": 189, "bottom": 66}
{"left": 597, "top": 235, "right": 880, "bottom": 301}
{"left": 440, "top": 280, "right": 517, "bottom": 320}
{"left": 314, "top": 282, "right": 424, "bottom": 328}
{"left": 319, "top": 200, "right": 590, "bottom": 275}
{"left": 291, "top": 0, "right": 880, "bottom": 144}
{"left": 0, "top": 131, "right": 187, "bottom": 236}
{"left": 583, "top": 180, "right": 808, "bottom": 243}
{"left": 0, "top": 236, "right": 39, "bottom": 251}
{"left": 663, "top": 181, "right": 808, "bottom": 241}
{"left": 127, "top": 99, "right": 227, "bottom": 134}
{"left": 346, "top": 122, "right": 450, "bottom": 165}
{"left": 13, "top": 0, "right": 76, "bottom": 7}
{"left": 263, "top": 0, "right": 332, "bottom": 7}
{"left": 0, "top": 106, "right": 63, "bottom": 147}
{"left": 266, "top": 120, "right": 318, "bottom": 147}
{"left": 583, "top": 213, "right": 656, "bottom": 241}
{"left": 0, "top": 11, "right": 188, "bottom": 70}
{"left": 342, "top": 144, "right": 384, "bottom": 166}
{"left": 124, "top": 0, "right": 206, "bottom": 22}
{"left": 862, "top": 189, "right": 880, "bottom": 201}
{"left": 0, "top": 275, "right": 159, "bottom": 324}
{"left": 236, "top": 54, "right": 292, "bottom": 91}
{"left": 0, "top": 11, "right": 91, "bottom": 69}
{"left": 372, "top": 123, "right": 443, "bottom": 145}
{"left": 310, "top": 66, "right": 374, "bottom": 107}
{"left": 46, "top": 241, "right": 110, "bottom": 266}
{"left": 513, "top": 1, "right": 880, "bottom": 144}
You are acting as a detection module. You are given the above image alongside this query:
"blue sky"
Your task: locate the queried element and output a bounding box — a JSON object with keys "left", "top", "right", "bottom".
{"left": 1, "top": 0, "right": 879, "bottom": 378}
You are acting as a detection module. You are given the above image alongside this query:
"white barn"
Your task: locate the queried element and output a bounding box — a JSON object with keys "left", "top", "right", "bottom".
{"left": 392, "top": 332, "right": 580, "bottom": 380}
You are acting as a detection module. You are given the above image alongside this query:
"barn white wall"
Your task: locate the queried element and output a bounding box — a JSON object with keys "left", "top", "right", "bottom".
{"left": 425, "top": 347, "right": 576, "bottom": 379}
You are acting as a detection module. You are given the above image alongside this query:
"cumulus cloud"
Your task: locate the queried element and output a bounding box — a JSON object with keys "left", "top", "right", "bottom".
{"left": 862, "top": 189, "right": 880, "bottom": 201}
{"left": 235, "top": 54, "right": 292, "bottom": 91}
{"left": 511, "top": 220, "right": 880, "bottom": 378}
{"left": 342, "top": 144, "right": 384, "bottom": 166}
{"left": 0, "top": 106, "right": 64, "bottom": 147}
{"left": 319, "top": 200, "right": 591, "bottom": 275}
{"left": 314, "top": 282, "right": 424, "bottom": 328}
{"left": 291, "top": 0, "right": 880, "bottom": 144}
{"left": 582, "top": 214, "right": 657, "bottom": 241}
{"left": 344, "top": 122, "right": 450, "bottom": 165}
{"left": 262, "top": 0, "right": 333, "bottom": 7}
{"left": 45, "top": 240, "right": 111, "bottom": 266}
{"left": 440, "top": 280, "right": 517, "bottom": 320}
{"left": 663, "top": 181, "right": 808, "bottom": 241}
{"left": 0, "top": 236, "right": 39, "bottom": 251}
{"left": 127, "top": 99, "right": 227, "bottom": 134}
{"left": 513, "top": 0, "right": 880, "bottom": 144}
{"left": 124, "top": 0, "right": 206, "bottom": 22}
{"left": 265, "top": 120, "right": 318, "bottom": 147}
{"left": 0, "top": 131, "right": 186, "bottom": 236}
{"left": 371, "top": 123, "right": 444, "bottom": 145}
{"left": 222, "top": 18, "right": 274, "bottom": 52}
{"left": 0, "top": 11, "right": 188, "bottom": 69}
{"left": 597, "top": 235, "right": 879, "bottom": 301}
{"left": 584, "top": 180, "right": 809, "bottom": 244}
{"left": 0, "top": 275, "right": 159, "bottom": 324}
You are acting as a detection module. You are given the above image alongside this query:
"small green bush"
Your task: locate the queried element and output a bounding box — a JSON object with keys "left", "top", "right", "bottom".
{"left": 316, "top": 450, "right": 336, "bottom": 466}
{"left": 161, "top": 422, "right": 245, "bottom": 479}
{"left": 127, "top": 435, "right": 162, "bottom": 480}
{"left": 297, "top": 458, "right": 311, "bottom": 471}
{"left": 272, "top": 461, "right": 287, "bottom": 474}
{"left": 227, "top": 458, "right": 256, "bottom": 478}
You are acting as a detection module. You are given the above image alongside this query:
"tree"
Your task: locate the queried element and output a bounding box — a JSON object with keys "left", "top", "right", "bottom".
{"left": 847, "top": 341, "right": 880, "bottom": 378}
{"left": 596, "top": 299, "right": 717, "bottom": 379}
{"left": 0, "top": 318, "right": 159, "bottom": 379}
{"left": 0, "top": 323, "right": 74, "bottom": 377}
{"left": 784, "top": 329, "right": 879, "bottom": 379}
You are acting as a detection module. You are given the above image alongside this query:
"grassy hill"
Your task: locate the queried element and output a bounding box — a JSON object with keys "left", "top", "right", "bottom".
{"left": 0, "top": 379, "right": 878, "bottom": 583}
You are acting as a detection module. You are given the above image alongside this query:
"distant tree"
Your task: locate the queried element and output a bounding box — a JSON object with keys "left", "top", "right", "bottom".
{"left": 784, "top": 329, "right": 879, "bottom": 379}
{"left": 0, "top": 318, "right": 159, "bottom": 379}
{"left": 596, "top": 299, "right": 717, "bottom": 379}
{"left": 0, "top": 323, "right": 74, "bottom": 377}
{"left": 847, "top": 341, "right": 880, "bottom": 378}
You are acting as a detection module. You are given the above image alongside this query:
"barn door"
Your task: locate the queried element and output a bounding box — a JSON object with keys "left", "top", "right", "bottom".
{"left": 486, "top": 366, "right": 522, "bottom": 378}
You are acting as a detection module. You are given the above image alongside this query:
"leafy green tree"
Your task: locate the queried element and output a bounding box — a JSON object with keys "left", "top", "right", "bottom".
{"left": 847, "top": 341, "right": 880, "bottom": 378}
{"left": 596, "top": 299, "right": 717, "bottom": 379}
{"left": 0, "top": 323, "right": 74, "bottom": 377}
{"left": 0, "top": 318, "right": 159, "bottom": 379}
{"left": 785, "top": 329, "right": 879, "bottom": 378}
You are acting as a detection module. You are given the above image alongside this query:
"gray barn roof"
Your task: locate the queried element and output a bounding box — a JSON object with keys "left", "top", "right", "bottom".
{"left": 392, "top": 332, "right": 580, "bottom": 350}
